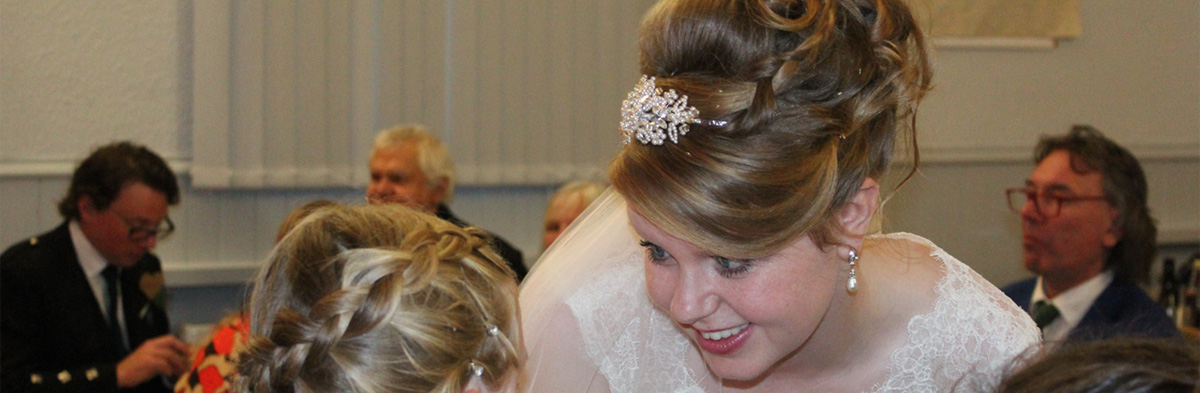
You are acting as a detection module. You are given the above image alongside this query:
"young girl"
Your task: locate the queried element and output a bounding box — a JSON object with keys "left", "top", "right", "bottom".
{"left": 237, "top": 204, "right": 523, "bottom": 393}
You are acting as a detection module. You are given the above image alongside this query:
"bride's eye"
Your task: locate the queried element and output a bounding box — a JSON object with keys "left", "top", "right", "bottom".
{"left": 714, "top": 256, "right": 752, "bottom": 278}
{"left": 639, "top": 241, "right": 671, "bottom": 264}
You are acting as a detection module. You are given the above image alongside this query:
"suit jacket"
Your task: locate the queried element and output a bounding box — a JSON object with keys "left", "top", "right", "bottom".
{"left": 1, "top": 222, "right": 172, "bottom": 393}
{"left": 436, "top": 204, "right": 527, "bottom": 282}
{"left": 1002, "top": 276, "right": 1179, "bottom": 342}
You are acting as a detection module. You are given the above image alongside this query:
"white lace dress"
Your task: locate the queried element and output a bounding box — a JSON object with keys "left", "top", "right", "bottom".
{"left": 519, "top": 191, "right": 1040, "bottom": 393}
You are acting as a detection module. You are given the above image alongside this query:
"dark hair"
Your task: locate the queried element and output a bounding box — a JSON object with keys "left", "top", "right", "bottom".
{"left": 57, "top": 141, "right": 180, "bottom": 220}
{"left": 997, "top": 338, "right": 1198, "bottom": 393}
{"left": 610, "top": 0, "right": 932, "bottom": 257}
{"left": 1034, "top": 125, "right": 1156, "bottom": 284}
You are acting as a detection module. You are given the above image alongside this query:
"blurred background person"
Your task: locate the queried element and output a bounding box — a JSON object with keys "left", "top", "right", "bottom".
{"left": 541, "top": 181, "right": 605, "bottom": 251}
{"left": 2, "top": 141, "right": 189, "bottom": 393}
{"left": 365, "top": 124, "right": 527, "bottom": 281}
{"left": 1002, "top": 125, "right": 1177, "bottom": 344}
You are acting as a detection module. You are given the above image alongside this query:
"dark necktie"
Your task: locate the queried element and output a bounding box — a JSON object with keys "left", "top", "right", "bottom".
{"left": 101, "top": 266, "right": 121, "bottom": 333}
{"left": 1032, "top": 300, "right": 1060, "bottom": 330}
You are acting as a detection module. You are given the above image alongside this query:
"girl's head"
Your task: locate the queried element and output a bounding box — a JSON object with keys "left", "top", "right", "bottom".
{"left": 610, "top": 0, "right": 932, "bottom": 258}
{"left": 238, "top": 203, "right": 522, "bottom": 393}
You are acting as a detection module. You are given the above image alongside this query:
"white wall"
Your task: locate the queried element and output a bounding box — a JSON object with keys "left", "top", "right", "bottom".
{"left": 1, "top": 0, "right": 1197, "bottom": 327}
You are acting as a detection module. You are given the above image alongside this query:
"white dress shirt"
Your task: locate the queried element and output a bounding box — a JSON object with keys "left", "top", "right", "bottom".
{"left": 69, "top": 220, "right": 129, "bottom": 350}
{"left": 1030, "top": 270, "right": 1113, "bottom": 345}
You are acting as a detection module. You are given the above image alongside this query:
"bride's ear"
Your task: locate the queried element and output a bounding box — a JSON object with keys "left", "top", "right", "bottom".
{"left": 837, "top": 178, "right": 879, "bottom": 239}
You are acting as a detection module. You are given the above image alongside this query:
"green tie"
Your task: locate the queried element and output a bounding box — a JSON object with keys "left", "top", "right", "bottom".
{"left": 1032, "top": 300, "right": 1060, "bottom": 329}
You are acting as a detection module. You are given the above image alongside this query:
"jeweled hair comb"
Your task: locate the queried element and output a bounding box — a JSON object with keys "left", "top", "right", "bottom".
{"left": 620, "top": 76, "right": 724, "bottom": 145}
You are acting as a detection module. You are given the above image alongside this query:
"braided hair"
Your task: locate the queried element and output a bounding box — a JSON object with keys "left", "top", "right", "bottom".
{"left": 237, "top": 203, "right": 521, "bottom": 393}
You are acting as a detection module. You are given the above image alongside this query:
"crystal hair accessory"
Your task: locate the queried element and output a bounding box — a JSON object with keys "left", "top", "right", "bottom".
{"left": 466, "top": 324, "right": 501, "bottom": 376}
{"left": 620, "top": 75, "right": 725, "bottom": 145}
{"left": 468, "top": 360, "right": 484, "bottom": 377}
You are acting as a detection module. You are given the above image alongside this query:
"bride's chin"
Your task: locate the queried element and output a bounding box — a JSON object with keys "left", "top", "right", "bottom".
{"left": 701, "top": 355, "right": 771, "bottom": 384}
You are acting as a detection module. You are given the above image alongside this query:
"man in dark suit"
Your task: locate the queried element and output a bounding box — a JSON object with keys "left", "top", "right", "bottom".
{"left": 1001, "top": 126, "right": 1177, "bottom": 344}
{"left": 365, "top": 125, "right": 527, "bottom": 281}
{"left": 2, "top": 141, "right": 191, "bottom": 393}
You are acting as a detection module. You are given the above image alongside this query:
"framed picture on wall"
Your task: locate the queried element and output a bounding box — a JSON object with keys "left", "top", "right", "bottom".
{"left": 912, "top": 0, "right": 1081, "bottom": 50}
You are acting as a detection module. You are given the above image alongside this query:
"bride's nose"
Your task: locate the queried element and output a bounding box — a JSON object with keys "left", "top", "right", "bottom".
{"left": 669, "top": 267, "right": 719, "bottom": 325}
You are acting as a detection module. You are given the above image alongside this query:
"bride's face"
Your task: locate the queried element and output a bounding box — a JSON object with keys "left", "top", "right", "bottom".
{"left": 631, "top": 209, "right": 841, "bottom": 382}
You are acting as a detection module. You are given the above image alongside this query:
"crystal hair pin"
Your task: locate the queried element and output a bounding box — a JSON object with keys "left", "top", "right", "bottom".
{"left": 620, "top": 75, "right": 725, "bottom": 145}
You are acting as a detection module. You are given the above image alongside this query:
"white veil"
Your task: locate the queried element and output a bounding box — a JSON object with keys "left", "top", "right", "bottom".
{"left": 519, "top": 189, "right": 721, "bottom": 393}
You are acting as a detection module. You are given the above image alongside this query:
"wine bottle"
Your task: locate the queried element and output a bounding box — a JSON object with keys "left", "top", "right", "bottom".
{"left": 1183, "top": 258, "right": 1200, "bottom": 328}
{"left": 1159, "top": 258, "right": 1179, "bottom": 320}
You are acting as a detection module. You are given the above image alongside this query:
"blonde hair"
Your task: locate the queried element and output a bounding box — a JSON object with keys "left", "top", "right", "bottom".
{"left": 237, "top": 204, "right": 521, "bottom": 393}
{"left": 275, "top": 199, "right": 338, "bottom": 243}
{"left": 610, "top": 0, "right": 931, "bottom": 257}
{"left": 372, "top": 125, "right": 457, "bottom": 202}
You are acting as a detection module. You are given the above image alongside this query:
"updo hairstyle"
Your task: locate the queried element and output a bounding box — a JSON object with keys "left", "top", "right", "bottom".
{"left": 610, "top": 0, "right": 932, "bottom": 257}
{"left": 237, "top": 203, "right": 521, "bottom": 393}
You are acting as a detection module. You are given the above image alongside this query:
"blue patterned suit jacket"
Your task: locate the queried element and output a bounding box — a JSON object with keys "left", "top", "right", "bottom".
{"left": 1002, "top": 276, "right": 1179, "bottom": 342}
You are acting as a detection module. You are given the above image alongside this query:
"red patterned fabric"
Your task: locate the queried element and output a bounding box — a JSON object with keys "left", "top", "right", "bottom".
{"left": 174, "top": 317, "right": 247, "bottom": 393}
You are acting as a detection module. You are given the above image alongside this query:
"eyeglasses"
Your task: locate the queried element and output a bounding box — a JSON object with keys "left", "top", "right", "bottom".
{"left": 114, "top": 213, "right": 175, "bottom": 241}
{"left": 1005, "top": 187, "right": 1108, "bottom": 218}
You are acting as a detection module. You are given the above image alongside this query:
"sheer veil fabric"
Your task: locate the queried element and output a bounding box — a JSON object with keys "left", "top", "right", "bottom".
{"left": 520, "top": 189, "right": 720, "bottom": 393}
{"left": 519, "top": 189, "right": 1041, "bottom": 393}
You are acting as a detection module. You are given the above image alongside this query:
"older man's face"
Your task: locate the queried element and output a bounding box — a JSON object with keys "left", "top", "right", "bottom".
{"left": 366, "top": 144, "right": 445, "bottom": 212}
{"left": 1020, "top": 150, "right": 1121, "bottom": 293}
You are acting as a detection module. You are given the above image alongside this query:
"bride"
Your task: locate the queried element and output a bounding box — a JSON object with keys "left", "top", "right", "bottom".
{"left": 519, "top": 0, "right": 1039, "bottom": 392}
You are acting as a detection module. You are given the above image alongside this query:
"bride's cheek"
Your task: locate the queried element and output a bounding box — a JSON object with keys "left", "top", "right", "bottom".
{"left": 644, "top": 266, "right": 675, "bottom": 311}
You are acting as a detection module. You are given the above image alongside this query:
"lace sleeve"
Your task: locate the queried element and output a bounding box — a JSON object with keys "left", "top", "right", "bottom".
{"left": 871, "top": 233, "right": 1041, "bottom": 393}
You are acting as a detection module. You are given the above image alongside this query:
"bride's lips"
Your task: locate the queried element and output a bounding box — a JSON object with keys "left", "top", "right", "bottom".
{"left": 694, "top": 323, "right": 751, "bottom": 355}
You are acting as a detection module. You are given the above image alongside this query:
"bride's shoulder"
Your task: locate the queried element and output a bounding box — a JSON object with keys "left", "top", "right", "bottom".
{"left": 863, "top": 232, "right": 947, "bottom": 285}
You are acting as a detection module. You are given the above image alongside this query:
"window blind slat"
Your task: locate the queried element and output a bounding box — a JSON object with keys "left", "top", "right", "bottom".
{"left": 193, "top": 0, "right": 656, "bottom": 189}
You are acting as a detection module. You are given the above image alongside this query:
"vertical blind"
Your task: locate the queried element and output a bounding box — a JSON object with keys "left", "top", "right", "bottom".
{"left": 192, "top": 0, "right": 654, "bottom": 189}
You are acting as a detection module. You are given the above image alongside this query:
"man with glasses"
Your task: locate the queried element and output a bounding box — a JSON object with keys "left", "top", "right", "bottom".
{"left": 1001, "top": 126, "right": 1177, "bottom": 344}
{"left": 2, "top": 141, "right": 190, "bottom": 393}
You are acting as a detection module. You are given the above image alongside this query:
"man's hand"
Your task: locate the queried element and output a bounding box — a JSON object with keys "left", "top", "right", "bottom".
{"left": 115, "top": 335, "right": 191, "bottom": 388}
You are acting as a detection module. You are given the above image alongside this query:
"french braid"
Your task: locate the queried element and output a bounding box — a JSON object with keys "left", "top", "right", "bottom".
{"left": 237, "top": 204, "right": 520, "bottom": 393}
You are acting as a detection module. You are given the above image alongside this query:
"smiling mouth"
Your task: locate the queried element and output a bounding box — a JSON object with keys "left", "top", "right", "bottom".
{"left": 699, "top": 323, "right": 749, "bottom": 341}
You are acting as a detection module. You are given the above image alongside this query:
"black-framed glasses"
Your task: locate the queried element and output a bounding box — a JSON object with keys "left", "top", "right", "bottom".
{"left": 1005, "top": 187, "right": 1108, "bottom": 218}
{"left": 114, "top": 214, "right": 175, "bottom": 241}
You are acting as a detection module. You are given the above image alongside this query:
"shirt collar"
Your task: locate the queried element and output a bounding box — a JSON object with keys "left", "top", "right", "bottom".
{"left": 69, "top": 220, "right": 112, "bottom": 278}
{"left": 1030, "top": 270, "right": 1113, "bottom": 327}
